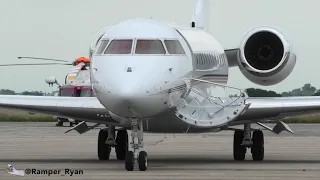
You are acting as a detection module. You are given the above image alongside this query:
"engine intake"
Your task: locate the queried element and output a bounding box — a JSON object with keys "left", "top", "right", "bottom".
{"left": 238, "top": 26, "right": 296, "bottom": 86}
{"left": 244, "top": 31, "right": 284, "bottom": 71}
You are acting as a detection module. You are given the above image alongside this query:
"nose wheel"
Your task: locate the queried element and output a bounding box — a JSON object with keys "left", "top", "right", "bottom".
{"left": 138, "top": 151, "right": 148, "bottom": 171}
{"left": 125, "top": 118, "right": 148, "bottom": 171}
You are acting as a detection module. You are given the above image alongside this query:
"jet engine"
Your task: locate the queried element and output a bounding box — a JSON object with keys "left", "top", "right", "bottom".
{"left": 237, "top": 26, "right": 296, "bottom": 86}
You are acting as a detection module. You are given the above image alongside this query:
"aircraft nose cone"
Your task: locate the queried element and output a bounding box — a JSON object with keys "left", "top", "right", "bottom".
{"left": 96, "top": 83, "right": 168, "bottom": 118}
{"left": 105, "top": 85, "right": 145, "bottom": 117}
{"left": 93, "top": 72, "right": 169, "bottom": 118}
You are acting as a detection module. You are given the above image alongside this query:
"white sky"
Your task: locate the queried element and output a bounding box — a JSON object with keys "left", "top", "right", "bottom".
{"left": 0, "top": 0, "right": 318, "bottom": 93}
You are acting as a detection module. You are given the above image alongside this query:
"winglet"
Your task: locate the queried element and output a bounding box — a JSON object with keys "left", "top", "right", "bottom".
{"left": 191, "top": 0, "right": 207, "bottom": 29}
{"left": 257, "top": 121, "right": 294, "bottom": 135}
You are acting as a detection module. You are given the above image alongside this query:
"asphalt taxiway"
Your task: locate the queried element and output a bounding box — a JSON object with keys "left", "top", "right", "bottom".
{"left": 0, "top": 122, "right": 319, "bottom": 179}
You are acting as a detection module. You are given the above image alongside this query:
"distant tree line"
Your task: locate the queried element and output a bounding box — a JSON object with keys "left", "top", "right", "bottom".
{"left": 245, "top": 83, "right": 320, "bottom": 97}
{"left": 0, "top": 89, "right": 52, "bottom": 96}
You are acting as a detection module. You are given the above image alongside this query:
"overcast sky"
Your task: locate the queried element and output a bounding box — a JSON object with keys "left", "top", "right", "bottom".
{"left": 0, "top": 0, "right": 318, "bottom": 93}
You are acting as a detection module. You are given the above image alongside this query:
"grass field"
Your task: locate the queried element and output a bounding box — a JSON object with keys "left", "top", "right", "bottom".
{"left": 0, "top": 108, "right": 319, "bottom": 123}
{"left": 0, "top": 109, "right": 55, "bottom": 122}
{"left": 283, "top": 114, "right": 320, "bottom": 123}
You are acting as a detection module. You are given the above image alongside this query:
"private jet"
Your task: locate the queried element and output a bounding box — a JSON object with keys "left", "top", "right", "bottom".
{"left": 1, "top": 0, "right": 320, "bottom": 171}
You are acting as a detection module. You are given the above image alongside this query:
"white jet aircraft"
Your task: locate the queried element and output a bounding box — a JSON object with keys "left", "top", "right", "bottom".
{"left": 1, "top": 0, "right": 320, "bottom": 171}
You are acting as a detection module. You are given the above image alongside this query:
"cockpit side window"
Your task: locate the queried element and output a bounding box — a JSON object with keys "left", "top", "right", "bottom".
{"left": 135, "top": 40, "right": 166, "bottom": 54}
{"left": 96, "top": 35, "right": 104, "bottom": 46}
{"left": 104, "top": 39, "right": 133, "bottom": 54}
{"left": 164, "top": 40, "right": 186, "bottom": 55}
{"left": 95, "top": 40, "right": 109, "bottom": 54}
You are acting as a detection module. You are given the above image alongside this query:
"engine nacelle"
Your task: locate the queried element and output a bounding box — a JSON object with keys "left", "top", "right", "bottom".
{"left": 237, "top": 26, "right": 296, "bottom": 86}
{"left": 89, "top": 26, "right": 113, "bottom": 59}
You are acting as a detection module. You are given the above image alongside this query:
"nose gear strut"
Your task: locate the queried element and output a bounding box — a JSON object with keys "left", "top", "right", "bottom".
{"left": 125, "top": 117, "right": 148, "bottom": 171}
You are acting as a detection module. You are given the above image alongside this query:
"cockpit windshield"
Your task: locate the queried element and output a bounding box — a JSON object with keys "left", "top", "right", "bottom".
{"left": 135, "top": 40, "right": 166, "bottom": 54}
{"left": 164, "top": 40, "right": 186, "bottom": 54}
{"left": 98, "top": 38, "right": 186, "bottom": 56}
{"left": 104, "top": 39, "right": 133, "bottom": 54}
{"left": 95, "top": 40, "right": 109, "bottom": 54}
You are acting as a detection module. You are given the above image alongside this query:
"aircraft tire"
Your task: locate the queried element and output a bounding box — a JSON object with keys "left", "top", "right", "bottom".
{"left": 115, "top": 130, "right": 128, "bottom": 160}
{"left": 251, "top": 130, "right": 264, "bottom": 161}
{"left": 125, "top": 151, "right": 134, "bottom": 171}
{"left": 233, "top": 130, "right": 246, "bottom": 161}
{"left": 138, "top": 151, "right": 148, "bottom": 171}
{"left": 97, "top": 129, "right": 111, "bottom": 160}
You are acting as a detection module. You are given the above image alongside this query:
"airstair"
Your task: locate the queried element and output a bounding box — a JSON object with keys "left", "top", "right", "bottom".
{"left": 172, "top": 78, "right": 250, "bottom": 128}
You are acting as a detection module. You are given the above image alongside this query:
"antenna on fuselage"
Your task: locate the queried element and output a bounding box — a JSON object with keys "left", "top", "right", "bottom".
{"left": 191, "top": 0, "right": 206, "bottom": 30}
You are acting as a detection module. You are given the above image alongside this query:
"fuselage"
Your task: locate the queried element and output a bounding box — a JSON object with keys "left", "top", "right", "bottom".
{"left": 90, "top": 18, "right": 229, "bottom": 130}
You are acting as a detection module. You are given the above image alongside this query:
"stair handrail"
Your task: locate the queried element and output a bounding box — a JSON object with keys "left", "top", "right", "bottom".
{"left": 181, "top": 78, "right": 248, "bottom": 108}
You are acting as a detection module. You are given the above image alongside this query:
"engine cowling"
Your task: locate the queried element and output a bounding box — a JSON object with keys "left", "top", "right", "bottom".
{"left": 237, "top": 26, "right": 296, "bottom": 86}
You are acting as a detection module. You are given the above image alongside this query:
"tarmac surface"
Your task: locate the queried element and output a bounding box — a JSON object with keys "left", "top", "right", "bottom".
{"left": 0, "top": 122, "right": 319, "bottom": 179}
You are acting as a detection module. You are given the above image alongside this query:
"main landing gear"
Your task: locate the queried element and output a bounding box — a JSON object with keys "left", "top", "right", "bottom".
{"left": 125, "top": 118, "right": 147, "bottom": 171}
{"left": 233, "top": 124, "right": 264, "bottom": 161}
{"left": 97, "top": 125, "right": 129, "bottom": 161}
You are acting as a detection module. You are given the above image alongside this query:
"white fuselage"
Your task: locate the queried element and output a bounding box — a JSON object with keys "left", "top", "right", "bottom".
{"left": 90, "top": 18, "right": 228, "bottom": 126}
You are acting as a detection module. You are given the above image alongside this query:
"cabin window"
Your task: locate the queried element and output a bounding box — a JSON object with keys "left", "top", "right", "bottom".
{"left": 135, "top": 40, "right": 166, "bottom": 54}
{"left": 95, "top": 40, "right": 109, "bottom": 54}
{"left": 80, "top": 89, "right": 92, "bottom": 97}
{"left": 164, "top": 40, "right": 186, "bottom": 54}
{"left": 60, "top": 89, "right": 74, "bottom": 97}
{"left": 104, "top": 39, "right": 133, "bottom": 54}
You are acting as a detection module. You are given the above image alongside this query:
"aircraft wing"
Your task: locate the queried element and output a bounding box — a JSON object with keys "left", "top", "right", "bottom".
{"left": 0, "top": 95, "right": 117, "bottom": 124}
{"left": 224, "top": 48, "right": 239, "bottom": 67}
{"left": 231, "top": 96, "right": 320, "bottom": 125}
{"left": 1, "top": 95, "right": 320, "bottom": 127}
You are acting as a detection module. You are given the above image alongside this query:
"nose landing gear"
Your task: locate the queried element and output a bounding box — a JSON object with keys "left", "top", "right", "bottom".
{"left": 125, "top": 118, "right": 148, "bottom": 171}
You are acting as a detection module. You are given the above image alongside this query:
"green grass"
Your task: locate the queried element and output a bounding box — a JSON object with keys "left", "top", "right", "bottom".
{"left": 0, "top": 108, "right": 319, "bottom": 123}
{"left": 283, "top": 114, "right": 320, "bottom": 123}
{"left": 0, "top": 109, "right": 55, "bottom": 122}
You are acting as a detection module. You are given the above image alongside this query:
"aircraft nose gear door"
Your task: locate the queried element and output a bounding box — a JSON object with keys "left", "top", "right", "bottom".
{"left": 173, "top": 78, "right": 250, "bottom": 128}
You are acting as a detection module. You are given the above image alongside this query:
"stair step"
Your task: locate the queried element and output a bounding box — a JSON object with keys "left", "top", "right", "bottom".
{"left": 171, "top": 78, "right": 250, "bottom": 128}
